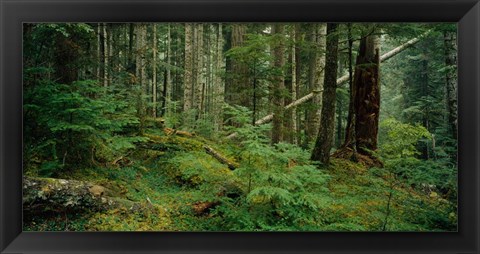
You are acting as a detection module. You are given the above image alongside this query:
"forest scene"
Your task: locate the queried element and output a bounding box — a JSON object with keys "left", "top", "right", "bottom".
{"left": 23, "top": 23, "right": 457, "bottom": 232}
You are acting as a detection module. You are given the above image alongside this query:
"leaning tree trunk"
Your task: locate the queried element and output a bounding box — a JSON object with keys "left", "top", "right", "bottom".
{"left": 271, "top": 24, "right": 286, "bottom": 144}
{"left": 311, "top": 23, "right": 339, "bottom": 164}
{"left": 354, "top": 33, "right": 381, "bottom": 154}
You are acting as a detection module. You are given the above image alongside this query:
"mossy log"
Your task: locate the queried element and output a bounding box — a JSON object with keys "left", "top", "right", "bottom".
{"left": 23, "top": 177, "right": 147, "bottom": 214}
{"left": 164, "top": 127, "right": 195, "bottom": 137}
{"left": 143, "top": 132, "right": 239, "bottom": 170}
{"left": 203, "top": 145, "right": 239, "bottom": 170}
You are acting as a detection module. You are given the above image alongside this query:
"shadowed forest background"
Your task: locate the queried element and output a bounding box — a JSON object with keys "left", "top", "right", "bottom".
{"left": 23, "top": 23, "right": 457, "bottom": 231}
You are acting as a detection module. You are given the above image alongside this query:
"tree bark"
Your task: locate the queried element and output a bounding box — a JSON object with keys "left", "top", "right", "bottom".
{"left": 305, "top": 24, "right": 326, "bottom": 146}
{"left": 226, "top": 24, "right": 250, "bottom": 109}
{"left": 354, "top": 32, "right": 381, "bottom": 154}
{"left": 311, "top": 23, "right": 339, "bottom": 164}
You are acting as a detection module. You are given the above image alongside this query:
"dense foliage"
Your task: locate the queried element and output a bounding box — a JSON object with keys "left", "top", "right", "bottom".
{"left": 23, "top": 22, "right": 457, "bottom": 232}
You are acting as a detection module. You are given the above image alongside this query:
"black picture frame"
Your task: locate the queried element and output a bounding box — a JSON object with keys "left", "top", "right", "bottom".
{"left": 1, "top": 0, "right": 479, "bottom": 253}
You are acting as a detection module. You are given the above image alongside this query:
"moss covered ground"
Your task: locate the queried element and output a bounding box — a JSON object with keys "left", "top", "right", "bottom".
{"left": 23, "top": 128, "right": 456, "bottom": 232}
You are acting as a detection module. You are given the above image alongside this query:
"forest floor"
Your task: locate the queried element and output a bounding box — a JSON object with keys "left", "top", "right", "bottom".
{"left": 23, "top": 125, "right": 456, "bottom": 232}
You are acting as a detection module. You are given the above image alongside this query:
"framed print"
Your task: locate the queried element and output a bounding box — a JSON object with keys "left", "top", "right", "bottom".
{"left": 1, "top": 0, "right": 479, "bottom": 253}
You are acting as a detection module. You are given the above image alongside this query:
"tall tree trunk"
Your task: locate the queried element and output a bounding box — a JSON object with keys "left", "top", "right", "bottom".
{"left": 443, "top": 30, "right": 457, "bottom": 142}
{"left": 205, "top": 25, "right": 212, "bottom": 117}
{"left": 291, "top": 25, "right": 298, "bottom": 145}
{"left": 174, "top": 27, "right": 183, "bottom": 104}
{"left": 135, "top": 24, "right": 147, "bottom": 134}
{"left": 343, "top": 23, "right": 358, "bottom": 160}
{"left": 284, "top": 34, "right": 293, "bottom": 143}
{"left": 164, "top": 24, "right": 172, "bottom": 117}
{"left": 103, "top": 23, "right": 109, "bottom": 88}
{"left": 311, "top": 23, "right": 339, "bottom": 164}
{"left": 304, "top": 26, "right": 318, "bottom": 146}
{"left": 294, "top": 23, "right": 303, "bottom": 144}
{"left": 283, "top": 25, "right": 299, "bottom": 144}
{"left": 226, "top": 24, "right": 249, "bottom": 108}
{"left": 213, "top": 23, "right": 224, "bottom": 131}
{"left": 183, "top": 23, "right": 194, "bottom": 111}
{"left": 96, "top": 24, "right": 101, "bottom": 81}
{"left": 354, "top": 32, "right": 381, "bottom": 154}
{"left": 271, "top": 24, "right": 286, "bottom": 144}
{"left": 108, "top": 24, "right": 113, "bottom": 84}
{"left": 128, "top": 24, "right": 134, "bottom": 73}
{"left": 152, "top": 24, "right": 157, "bottom": 118}
{"left": 305, "top": 24, "right": 327, "bottom": 146}
{"left": 336, "top": 95, "right": 343, "bottom": 148}
{"left": 54, "top": 34, "right": 80, "bottom": 85}
{"left": 162, "top": 68, "right": 168, "bottom": 117}
{"left": 194, "top": 24, "right": 204, "bottom": 116}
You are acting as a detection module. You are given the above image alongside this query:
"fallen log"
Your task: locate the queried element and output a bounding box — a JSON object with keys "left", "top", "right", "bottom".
{"left": 142, "top": 132, "right": 239, "bottom": 170}
{"left": 164, "top": 127, "right": 195, "bottom": 137}
{"left": 204, "top": 145, "right": 239, "bottom": 170}
{"left": 226, "top": 31, "right": 431, "bottom": 139}
{"left": 23, "top": 177, "right": 147, "bottom": 214}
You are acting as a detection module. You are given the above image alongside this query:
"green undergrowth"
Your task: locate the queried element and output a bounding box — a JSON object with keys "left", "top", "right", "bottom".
{"left": 24, "top": 128, "right": 456, "bottom": 232}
